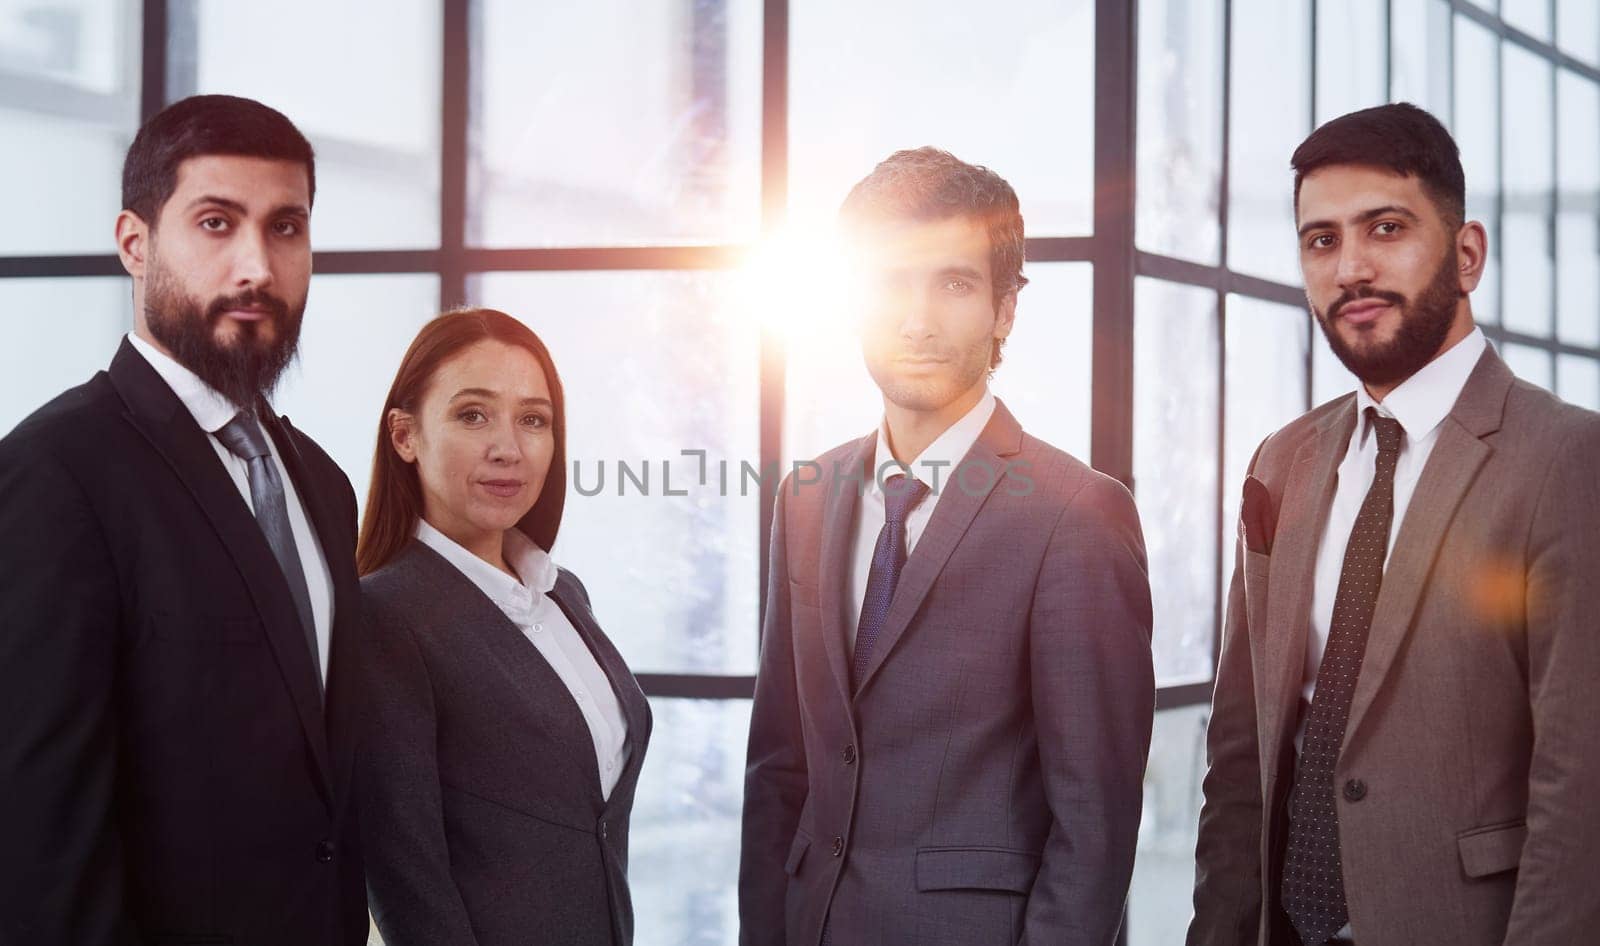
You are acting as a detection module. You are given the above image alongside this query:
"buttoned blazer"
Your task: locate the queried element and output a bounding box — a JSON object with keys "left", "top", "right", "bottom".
{"left": 360, "top": 540, "right": 652, "bottom": 946}
{"left": 0, "top": 338, "right": 367, "bottom": 945}
{"left": 739, "top": 399, "right": 1156, "bottom": 946}
{"left": 1189, "top": 347, "right": 1600, "bottom": 946}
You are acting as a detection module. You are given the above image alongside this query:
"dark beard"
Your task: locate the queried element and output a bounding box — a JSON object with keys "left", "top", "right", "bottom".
{"left": 144, "top": 262, "right": 304, "bottom": 411}
{"left": 1313, "top": 249, "right": 1462, "bottom": 389}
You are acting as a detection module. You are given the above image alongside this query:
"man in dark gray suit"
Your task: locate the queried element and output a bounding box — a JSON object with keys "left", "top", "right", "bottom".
{"left": 739, "top": 147, "right": 1156, "bottom": 945}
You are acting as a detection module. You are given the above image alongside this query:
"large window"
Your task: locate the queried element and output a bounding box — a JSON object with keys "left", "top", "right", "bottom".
{"left": 4, "top": 2, "right": 1599, "bottom": 943}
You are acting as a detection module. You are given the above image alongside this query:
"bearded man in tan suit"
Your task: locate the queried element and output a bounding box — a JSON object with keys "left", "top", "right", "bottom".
{"left": 1188, "top": 102, "right": 1600, "bottom": 946}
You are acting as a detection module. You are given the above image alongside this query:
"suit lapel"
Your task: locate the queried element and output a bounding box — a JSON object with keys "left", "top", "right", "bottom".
{"left": 819, "top": 434, "right": 872, "bottom": 709}
{"left": 1259, "top": 401, "right": 1355, "bottom": 756}
{"left": 1344, "top": 349, "right": 1510, "bottom": 747}
{"left": 852, "top": 400, "right": 1023, "bottom": 698}
{"left": 108, "top": 341, "right": 333, "bottom": 803}
{"left": 263, "top": 413, "right": 360, "bottom": 805}
{"left": 550, "top": 576, "right": 653, "bottom": 814}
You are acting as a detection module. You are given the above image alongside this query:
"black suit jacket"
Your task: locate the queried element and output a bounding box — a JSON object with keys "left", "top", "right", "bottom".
{"left": 0, "top": 339, "right": 367, "bottom": 945}
{"left": 359, "top": 540, "right": 652, "bottom": 946}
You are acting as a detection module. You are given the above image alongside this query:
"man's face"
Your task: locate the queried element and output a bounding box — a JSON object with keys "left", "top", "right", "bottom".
{"left": 855, "top": 215, "right": 1015, "bottom": 415}
{"left": 1297, "top": 164, "right": 1472, "bottom": 389}
{"left": 137, "top": 154, "right": 312, "bottom": 408}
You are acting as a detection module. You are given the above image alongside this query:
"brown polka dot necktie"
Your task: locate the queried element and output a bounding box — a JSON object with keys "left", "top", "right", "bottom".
{"left": 1282, "top": 408, "right": 1403, "bottom": 945}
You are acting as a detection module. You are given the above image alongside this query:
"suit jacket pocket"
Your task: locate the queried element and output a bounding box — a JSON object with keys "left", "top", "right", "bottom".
{"left": 1457, "top": 820, "right": 1527, "bottom": 878}
{"left": 915, "top": 846, "right": 1041, "bottom": 894}
{"left": 785, "top": 829, "right": 812, "bottom": 876}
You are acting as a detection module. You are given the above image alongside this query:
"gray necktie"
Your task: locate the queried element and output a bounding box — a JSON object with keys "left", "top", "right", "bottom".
{"left": 215, "top": 411, "right": 321, "bottom": 692}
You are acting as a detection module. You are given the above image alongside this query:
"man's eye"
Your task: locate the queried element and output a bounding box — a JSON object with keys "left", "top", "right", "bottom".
{"left": 458, "top": 409, "right": 487, "bottom": 424}
{"left": 200, "top": 217, "right": 228, "bottom": 232}
{"left": 1308, "top": 234, "right": 1335, "bottom": 250}
{"left": 1374, "top": 221, "right": 1401, "bottom": 236}
{"left": 274, "top": 220, "right": 302, "bottom": 237}
{"left": 521, "top": 413, "right": 549, "bottom": 429}
{"left": 944, "top": 278, "right": 972, "bottom": 293}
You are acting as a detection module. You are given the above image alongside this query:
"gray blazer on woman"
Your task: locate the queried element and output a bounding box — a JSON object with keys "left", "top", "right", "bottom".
{"left": 360, "top": 539, "right": 652, "bottom": 946}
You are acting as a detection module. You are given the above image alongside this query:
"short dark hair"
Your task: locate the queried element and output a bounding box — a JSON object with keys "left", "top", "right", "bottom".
{"left": 121, "top": 94, "right": 316, "bottom": 226}
{"left": 1291, "top": 102, "right": 1465, "bottom": 226}
{"left": 840, "top": 147, "right": 1028, "bottom": 369}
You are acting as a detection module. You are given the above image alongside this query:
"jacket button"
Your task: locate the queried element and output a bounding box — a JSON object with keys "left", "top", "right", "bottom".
{"left": 842, "top": 744, "right": 856, "bottom": 765}
{"left": 831, "top": 836, "right": 844, "bottom": 857}
{"left": 315, "top": 839, "right": 335, "bottom": 863}
{"left": 1343, "top": 778, "right": 1367, "bottom": 802}
{"left": 599, "top": 820, "right": 609, "bottom": 840}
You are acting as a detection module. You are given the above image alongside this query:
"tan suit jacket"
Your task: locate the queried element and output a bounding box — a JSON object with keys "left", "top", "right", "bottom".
{"left": 1189, "top": 347, "right": 1600, "bottom": 946}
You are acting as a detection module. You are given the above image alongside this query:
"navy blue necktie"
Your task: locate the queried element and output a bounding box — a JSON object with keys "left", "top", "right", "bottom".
{"left": 851, "top": 473, "right": 931, "bottom": 690}
{"left": 1282, "top": 408, "right": 1403, "bottom": 945}
{"left": 216, "top": 411, "right": 322, "bottom": 695}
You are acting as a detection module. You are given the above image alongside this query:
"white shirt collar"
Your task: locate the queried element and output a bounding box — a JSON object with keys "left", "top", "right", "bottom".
{"left": 870, "top": 389, "right": 997, "bottom": 497}
{"left": 1354, "top": 327, "right": 1486, "bottom": 445}
{"left": 415, "top": 519, "right": 559, "bottom": 620}
{"left": 126, "top": 331, "right": 246, "bottom": 434}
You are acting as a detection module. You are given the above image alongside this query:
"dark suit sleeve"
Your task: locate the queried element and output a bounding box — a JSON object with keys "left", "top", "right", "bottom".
{"left": 1503, "top": 418, "right": 1600, "bottom": 942}
{"left": 739, "top": 479, "right": 806, "bottom": 946}
{"left": 1188, "top": 444, "right": 1269, "bottom": 946}
{"left": 358, "top": 598, "right": 480, "bottom": 946}
{"left": 1021, "top": 476, "right": 1156, "bottom": 945}
{"left": 0, "top": 444, "right": 135, "bottom": 945}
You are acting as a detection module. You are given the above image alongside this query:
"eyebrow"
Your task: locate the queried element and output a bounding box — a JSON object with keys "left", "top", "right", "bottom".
{"left": 937, "top": 264, "right": 986, "bottom": 281}
{"left": 1297, "top": 204, "right": 1422, "bottom": 237}
{"left": 183, "top": 195, "right": 309, "bottom": 219}
{"left": 449, "top": 388, "right": 552, "bottom": 407}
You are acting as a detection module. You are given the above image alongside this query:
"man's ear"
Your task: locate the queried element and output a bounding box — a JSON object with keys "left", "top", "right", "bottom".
{"left": 115, "top": 210, "right": 149, "bottom": 279}
{"left": 388, "top": 409, "right": 420, "bottom": 463}
{"left": 994, "top": 290, "right": 1018, "bottom": 340}
{"left": 1456, "top": 219, "right": 1488, "bottom": 295}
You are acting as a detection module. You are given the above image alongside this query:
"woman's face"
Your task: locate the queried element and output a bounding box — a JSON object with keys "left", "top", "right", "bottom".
{"left": 391, "top": 339, "right": 555, "bottom": 557}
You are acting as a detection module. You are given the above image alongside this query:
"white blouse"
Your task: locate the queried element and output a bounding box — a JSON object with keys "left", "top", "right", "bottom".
{"left": 415, "top": 521, "right": 630, "bottom": 799}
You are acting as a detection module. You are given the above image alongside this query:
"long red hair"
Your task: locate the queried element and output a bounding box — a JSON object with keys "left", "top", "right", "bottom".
{"left": 356, "top": 308, "right": 568, "bottom": 576}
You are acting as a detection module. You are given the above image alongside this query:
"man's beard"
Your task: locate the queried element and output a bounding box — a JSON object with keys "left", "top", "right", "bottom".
{"left": 144, "top": 260, "right": 304, "bottom": 411}
{"left": 867, "top": 333, "right": 993, "bottom": 414}
{"left": 1313, "top": 248, "right": 1462, "bottom": 389}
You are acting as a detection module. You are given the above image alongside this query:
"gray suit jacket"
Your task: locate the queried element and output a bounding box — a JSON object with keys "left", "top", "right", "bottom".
{"left": 359, "top": 540, "right": 652, "bottom": 946}
{"left": 1189, "top": 348, "right": 1600, "bottom": 946}
{"left": 739, "top": 399, "right": 1156, "bottom": 946}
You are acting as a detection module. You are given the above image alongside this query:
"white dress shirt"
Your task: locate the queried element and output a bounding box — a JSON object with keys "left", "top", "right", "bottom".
{"left": 415, "top": 520, "right": 631, "bottom": 800}
{"left": 1299, "top": 327, "right": 1485, "bottom": 939}
{"left": 127, "top": 332, "right": 335, "bottom": 683}
{"left": 845, "top": 389, "right": 996, "bottom": 646}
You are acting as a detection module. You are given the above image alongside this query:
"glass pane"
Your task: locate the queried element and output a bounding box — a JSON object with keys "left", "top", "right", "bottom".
{"left": 1390, "top": 0, "right": 1453, "bottom": 119}
{"left": 1136, "top": 0, "right": 1224, "bottom": 263}
{"left": 0, "top": 277, "right": 128, "bottom": 436}
{"left": 1501, "top": 43, "right": 1554, "bottom": 338}
{"left": 271, "top": 274, "right": 441, "bottom": 517}
{"left": 470, "top": 0, "right": 762, "bottom": 248}
{"left": 1228, "top": 0, "right": 1310, "bottom": 285}
{"left": 1456, "top": 15, "right": 1501, "bottom": 325}
{"left": 988, "top": 263, "right": 1094, "bottom": 463}
{"left": 1223, "top": 295, "right": 1308, "bottom": 608}
{"left": 1502, "top": 0, "right": 1552, "bottom": 41}
{"left": 1558, "top": 0, "right": 1600, "bottom": 66}
{"left": 1134, "top": 278, "right": 1218, "bottom": 687}
{"left": 1316, "top": 0, "right": 1386, "bottom": 125}
{"left": 1126, "top": 704, "right": 1210, "bottom": 946}
{"left": 1556, "top": 70, "right": 1600, "bottom": 347}
{"left": 1312, "top": 319, "right": 1360, "bottom": 406}
{"left": 172, "top": 0, "right": 441, "bottom": 250}
{"left": 0, "top": 1, "right": 140, "bottom": 254}
{"left": 630, "top": 697, "right": 750, "bottom": 946}
{"left": 1501, "top": 341, "right": 1553, "bottom": 389}
{"left": 472, "top": 272, "right": 760, "bottom": 677}
{"left": 789, "top": 0, "right": 1095, "bottom": 236}
{"left": 1557, "top": 354, "right": 1600, "bottom": 409}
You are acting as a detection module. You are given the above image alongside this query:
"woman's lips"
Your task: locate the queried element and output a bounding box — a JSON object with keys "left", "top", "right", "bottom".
{"left": 479, "top": 479, "right": 523, "bottom": 498}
